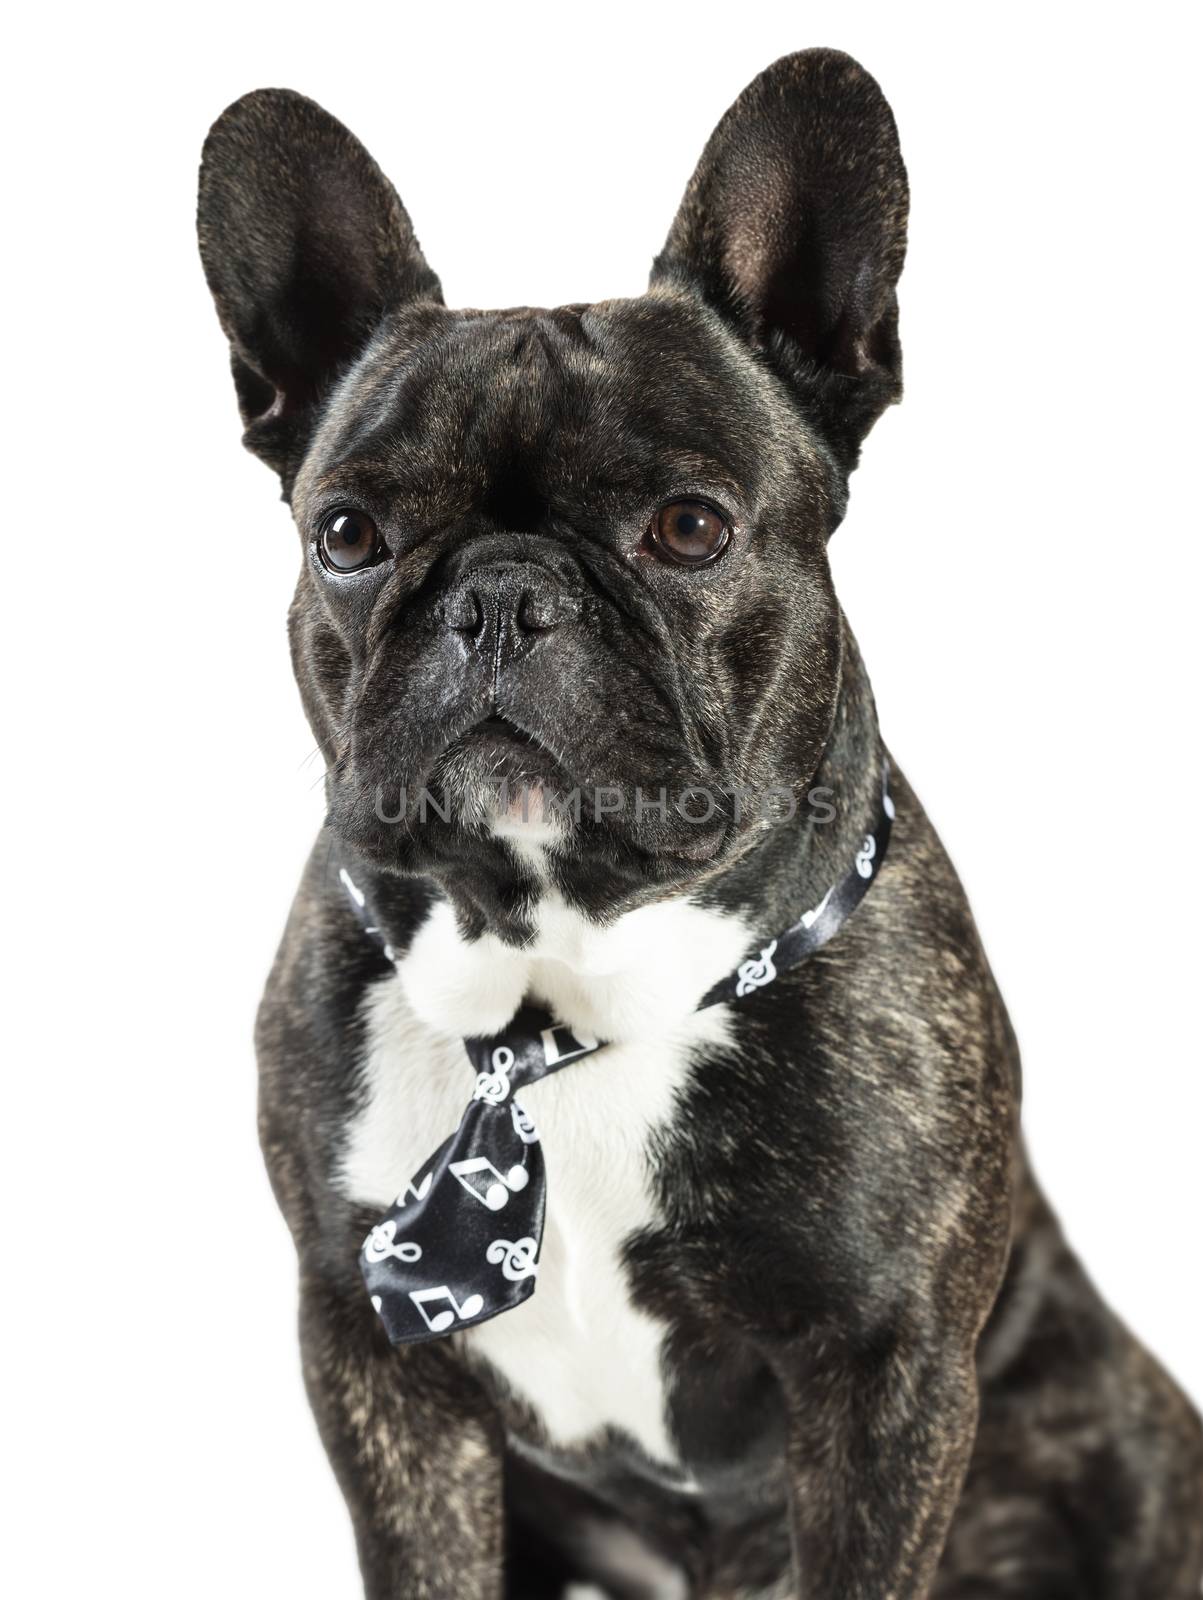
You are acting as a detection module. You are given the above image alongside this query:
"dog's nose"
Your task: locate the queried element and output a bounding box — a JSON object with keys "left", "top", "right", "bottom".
{"left": 439, "top": 562, "right": 582, "bottom": 665}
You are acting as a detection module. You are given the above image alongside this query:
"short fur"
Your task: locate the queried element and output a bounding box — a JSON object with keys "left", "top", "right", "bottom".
{"left": 198, "top": 48, "right": 1203, "bottom": 1599}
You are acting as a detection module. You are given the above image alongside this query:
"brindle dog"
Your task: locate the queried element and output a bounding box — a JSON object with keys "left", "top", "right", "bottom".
{"left": 198, "top": 47, "right": 1203, "bottom": 1600}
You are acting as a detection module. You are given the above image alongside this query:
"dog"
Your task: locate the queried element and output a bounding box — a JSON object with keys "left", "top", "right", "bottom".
{"left": 197, "top": 48, "right": 1203, "bottom": 1599}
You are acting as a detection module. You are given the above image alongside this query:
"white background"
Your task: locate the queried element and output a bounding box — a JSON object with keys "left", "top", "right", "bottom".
{"left": 4, "top": 3, "right": 1200, "bottom": 1594}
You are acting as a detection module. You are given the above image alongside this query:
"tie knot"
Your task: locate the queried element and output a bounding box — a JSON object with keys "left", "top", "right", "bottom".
{"left": 463, "top": 1004, "right": 601, "bottom": 1097}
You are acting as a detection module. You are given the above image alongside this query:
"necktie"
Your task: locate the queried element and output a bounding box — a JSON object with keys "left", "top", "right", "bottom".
{"left": 346, "top": 765, "right": 894, "bottom": 1345}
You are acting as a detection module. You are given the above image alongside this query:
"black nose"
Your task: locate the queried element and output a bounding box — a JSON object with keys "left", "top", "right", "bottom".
{"left": 439, "top": 561, "right": 582, "bottom": 666}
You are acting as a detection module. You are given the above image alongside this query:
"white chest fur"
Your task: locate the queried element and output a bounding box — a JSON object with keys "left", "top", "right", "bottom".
{"left": 339, "top": 887, "right": 749, "bottom": 1465}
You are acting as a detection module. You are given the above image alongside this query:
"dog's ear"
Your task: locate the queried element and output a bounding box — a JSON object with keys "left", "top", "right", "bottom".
{"left": 651, "top": 49, "right": 908, "bottom": 468}
{"left": 198, "top": 89, "right": 441, "bottom": 477}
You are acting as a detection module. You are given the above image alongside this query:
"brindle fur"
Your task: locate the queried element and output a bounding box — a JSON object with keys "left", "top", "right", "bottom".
{"left": 201, "top": 48, "right": 1203, "bottom": 1600}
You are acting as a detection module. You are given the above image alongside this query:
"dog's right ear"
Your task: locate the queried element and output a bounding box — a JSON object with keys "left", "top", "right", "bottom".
{"left": 197, "top": 89, "right": 441, "bottom": 477}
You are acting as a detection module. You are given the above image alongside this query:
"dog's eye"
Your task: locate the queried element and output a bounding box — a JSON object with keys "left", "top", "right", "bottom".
{"left": 319, "top": 509, "right": 382, "bottom": 573}
{"left": 648, "top": 500, "right": 731, "bottom": 565}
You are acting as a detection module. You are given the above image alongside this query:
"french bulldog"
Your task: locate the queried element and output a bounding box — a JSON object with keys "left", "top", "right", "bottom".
{"left": 197, "top": 47, "right": 1203, "bottom": 1600}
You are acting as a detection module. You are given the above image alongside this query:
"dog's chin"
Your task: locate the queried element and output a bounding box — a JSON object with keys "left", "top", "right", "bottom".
{"left": 329, "top": 709, "right": 742, "bottom": 889}
{"left": 435, "top": 726, "right": 734, "bottom": 866}
{"left": 329, "top": 762, "right": 735, "bottom": 890}
{"left": 434, "top": 719, "right": 569, "bottom": 821}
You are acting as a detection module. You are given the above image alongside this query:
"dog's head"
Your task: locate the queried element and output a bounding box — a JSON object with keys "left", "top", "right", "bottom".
{"left": 198, "top": 49, "right": 907, "bottom": 935}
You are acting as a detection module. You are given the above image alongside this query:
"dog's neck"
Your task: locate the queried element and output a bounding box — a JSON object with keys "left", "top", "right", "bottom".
{"left": 342, "top": 618, "right": 883, "bottom": 1045}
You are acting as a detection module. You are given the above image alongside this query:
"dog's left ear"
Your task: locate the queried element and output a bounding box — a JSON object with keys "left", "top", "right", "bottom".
{"left": 197, "top": 88, "right": 441, "bottom": 478}
{"left": 652, "top": 49, "right": 908, "bottom": 468}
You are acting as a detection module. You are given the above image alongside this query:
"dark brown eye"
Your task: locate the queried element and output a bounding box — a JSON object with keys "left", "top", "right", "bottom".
{"left": 648, "top": 500, "right": 731, "bottom": 565}
{"left": 319, "top": 509, "right": 382, "bottom": 573}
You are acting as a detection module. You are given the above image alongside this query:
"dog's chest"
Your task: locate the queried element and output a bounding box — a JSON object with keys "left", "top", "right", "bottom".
{"left": 338, "top": 890, "right": 748, "bottom": 1465}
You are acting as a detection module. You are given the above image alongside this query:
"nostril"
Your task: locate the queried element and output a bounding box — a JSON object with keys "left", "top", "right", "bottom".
{"left": 517, "top": 589, "right": 580, "bottom": 632}
{"left": 440, "top": 589, "right": 482, "bottom": 632}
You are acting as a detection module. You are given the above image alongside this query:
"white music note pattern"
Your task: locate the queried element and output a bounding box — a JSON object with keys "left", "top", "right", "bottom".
{"left": 855, "top": 833, "right": 877, "bottom": 878}
{"left": 393, "top": 1172, "right": 433, "bottom": 1207}
{"left": 408, "top": 1285, "right": 485, "bottom": 1334}
{"left": 448, "top": 1156, "right": 530, "bottom": 1210}
{"left": 735, "top": 939, "right": 778, "bottom": 996}
{"left": 799, "top": 886, "right": 834, "bottom": 930}
{"left": 486, "top": 1237, "right": 539, "bottom": 1281}
{"left": 511, "top": 1102, "right": 540, "bottom": 1144}
{"left": 363, "top": 1220, "right": 423, "bottom": 1265}
{"left": 473, "top": 1045, "right": 515, "bottom": 1104}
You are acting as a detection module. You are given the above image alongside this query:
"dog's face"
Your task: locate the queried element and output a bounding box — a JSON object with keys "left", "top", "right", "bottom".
{"left": 198, "top": 51, "right": 907, "bottom": 935}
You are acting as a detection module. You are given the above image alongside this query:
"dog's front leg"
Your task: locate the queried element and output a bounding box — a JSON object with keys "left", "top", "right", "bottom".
{"left": 299, "top": 1272, "right": 505, "bottom": 1600}
{"left": 778, "top": 1333, "right": 979, "bottom": 1600}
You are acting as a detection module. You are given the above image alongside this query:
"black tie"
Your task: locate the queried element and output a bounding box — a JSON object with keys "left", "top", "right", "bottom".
{"left": 347, "top": 766, "right": 894, "bottom": 1345}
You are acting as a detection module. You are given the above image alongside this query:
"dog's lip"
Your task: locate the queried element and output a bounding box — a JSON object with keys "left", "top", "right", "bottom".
{"left": 458, "top": 712, "right": 555, "bottom": 757}
{"left": 447, "top": 710, "right": 569, "bottom": 777}
{"left": 471, "top": 714, "right": 529, "bottom": 739}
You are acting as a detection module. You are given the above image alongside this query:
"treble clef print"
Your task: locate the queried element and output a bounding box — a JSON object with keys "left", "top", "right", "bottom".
{"left": 486, "top": 1237, "right": 539, "bottom": 1282}
{"left": 473, "top": 1045, "right": 515, "bottom": 1104}
{"left": 855, "top": 833, "right": 877, "bottom": 879}
{"left": 362, "top": 1220, "right": 423, "bottom": 1265}
{"left": 735, "top": 939, "right": 778, "bottom": 997}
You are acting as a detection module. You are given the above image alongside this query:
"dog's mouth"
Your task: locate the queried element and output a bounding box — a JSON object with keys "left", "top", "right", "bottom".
{"left": 450, "top": 710, "right": 564, "bottom": 769}
{"left": 463, "top": 713, "right": 538, "bottom": 745}
{"left": 431, "top": 708, "right": 570, "bottom": 808}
